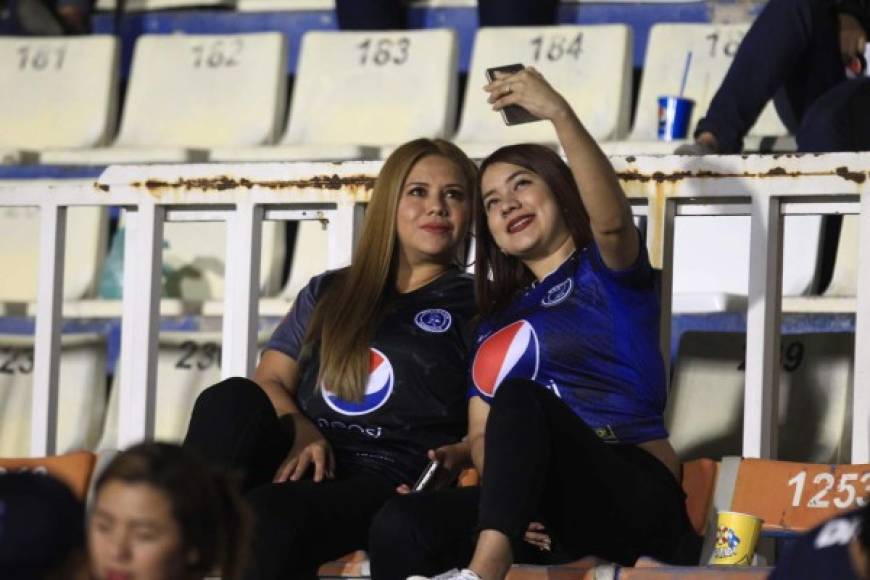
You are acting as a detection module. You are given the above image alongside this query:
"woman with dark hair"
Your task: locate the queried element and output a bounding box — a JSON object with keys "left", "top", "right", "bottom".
{"left": 369, "top": 70, "right": 699, "bottom": 580}
{"left": 183, "top": 138, "right": 478, "bottom": 579}
{"left": 88, "top": 442, "right": 250, "bottom": 580}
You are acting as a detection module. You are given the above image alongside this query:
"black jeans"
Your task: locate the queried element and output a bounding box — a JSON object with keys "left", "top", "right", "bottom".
{"left": 335, "top": 0, "right": 558, "bottom": 29}
{"left": 696, "top": 0, "right": 870, "bottom": 153}
{"left": 184, "top": 378, "right": 395, "bottom": 580}
{"left": 369, "top": 379, "right": 701, "bottom": 580}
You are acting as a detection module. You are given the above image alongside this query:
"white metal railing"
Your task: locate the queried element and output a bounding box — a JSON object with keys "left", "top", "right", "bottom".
{"left": 1, "top": 154, "right": 868, "bottom": 462}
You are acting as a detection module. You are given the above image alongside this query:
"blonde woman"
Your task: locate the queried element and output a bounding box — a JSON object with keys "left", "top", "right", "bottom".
{"left": 184, "top": 138, "right": 478, "bottom": 580}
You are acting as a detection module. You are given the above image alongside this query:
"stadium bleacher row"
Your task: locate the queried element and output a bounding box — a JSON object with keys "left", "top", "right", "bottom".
{"left": 1, "top": 0, "right": 868, "bottom": 576}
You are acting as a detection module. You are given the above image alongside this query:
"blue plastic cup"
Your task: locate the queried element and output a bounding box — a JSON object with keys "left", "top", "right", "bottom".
{"left": 657, "top": 96, "right": 695, "bottom": 141}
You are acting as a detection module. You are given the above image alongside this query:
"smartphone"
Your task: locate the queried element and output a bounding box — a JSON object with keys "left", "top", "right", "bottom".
{"left": 412, "top": 460, "right": 440, "bottom": 492}
{"left": 485, "top": 63, "right": 541, "bottom": 126}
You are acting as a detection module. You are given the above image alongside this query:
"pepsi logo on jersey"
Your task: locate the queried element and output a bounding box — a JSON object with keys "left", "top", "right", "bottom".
{"left": 472, "top": 320, "right": 540, "bottom": 398}
{"left": 322, "top": 348, "right": 394, "bottom": 416}
{"left": 414, "top": 308, "right": 453, "bottom": 333}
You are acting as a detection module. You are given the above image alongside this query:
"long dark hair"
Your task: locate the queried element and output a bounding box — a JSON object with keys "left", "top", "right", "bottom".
{"left": 475, "top": 144, "right": 593, "bottom": 318}
{"left": 302, "top": 138, "right": 477, "bottom": 402}
{"left": 93, "top": 442, "right": 251, "bottom": 580}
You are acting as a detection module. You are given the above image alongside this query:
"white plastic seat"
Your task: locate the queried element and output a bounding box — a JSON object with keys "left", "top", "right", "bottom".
{"left": 665, "top": 331, "right": 853, "bottom": 464}
{"left": 95, "top": 0, "right": 233, "bottom": 15}
{"left": 210, "top": 29, "right": 457, "bottom": 162}
{"left": 783, "top": 214, "right": 860, "bottom": 313}
{"left": 452, "top": 24, "right": 632, "bottom": 160}
{"left": 0, "top": 203, "right": 107, "bottom": 312}
{"left": 237, "top": 0, "right": 334, "bottom": 12}
{"left": 42, "top": 33, "right": 287, "bottom": 165}
{"left": 260, "top": 220, "right": 329, "bottom": 316}
{"left": 69, "top": 210, "right": 286, "bottom": 319}
{"left": 163, "top": 220, "right": 285, "bottom": 302}
{"left": 0, "top": 333, "right": 107, "bottom": 457}
{"left": 98, "top": 331, "right": 267, "bottom": 447}
{"left": 601, "top": 23, "right": 790, "bottom": 156}
{"left": 0, "top": 36, "right": 119, "bottom": 164}
{"left": 670, "top": 213, "right": 823, "bottom": 313}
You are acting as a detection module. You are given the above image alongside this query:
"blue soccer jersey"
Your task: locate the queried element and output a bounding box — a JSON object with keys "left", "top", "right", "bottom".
{"left": 469, "top": 241, "right": 667, "bottom": 444}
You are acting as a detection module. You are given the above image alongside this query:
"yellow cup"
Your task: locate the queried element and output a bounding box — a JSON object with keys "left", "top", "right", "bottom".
{"left": 709, "top": 511, "right": 763, "bottom": 566}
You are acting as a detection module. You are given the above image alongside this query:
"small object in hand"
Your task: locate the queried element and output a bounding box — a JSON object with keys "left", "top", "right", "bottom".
{"left": 485, "top": 64, "right": 541, "bottom": 126}
{"left": 412, "top": 460, "right": 441, "bottom": 492}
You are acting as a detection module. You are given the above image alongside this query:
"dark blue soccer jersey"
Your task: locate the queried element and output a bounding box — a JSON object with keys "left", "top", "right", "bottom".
{"left": 468, "top": 241, "right": 668, "bottom": 444}
{"left": 769, "top": 510, "right": 864, "bottom": 580}
{"left": 266, "top": 268, "right": 476, "bottom": 485}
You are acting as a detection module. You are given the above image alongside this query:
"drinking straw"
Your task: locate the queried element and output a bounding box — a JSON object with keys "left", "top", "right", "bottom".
{"left": 679, "top": 51, "right": 693, "bottom": 97}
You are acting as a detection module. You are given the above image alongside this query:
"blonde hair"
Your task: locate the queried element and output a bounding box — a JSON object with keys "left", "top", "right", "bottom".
{"left": 302, "top": 138, "right": 478, "bottom": 402}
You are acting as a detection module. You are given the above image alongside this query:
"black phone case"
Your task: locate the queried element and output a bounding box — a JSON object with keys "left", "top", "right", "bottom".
{"left": 485, "top": 63, "right": 541, "bottom": 126}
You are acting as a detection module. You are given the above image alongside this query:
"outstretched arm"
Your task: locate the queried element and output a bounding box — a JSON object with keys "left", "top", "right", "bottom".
{"left": 485, "top": 67, "right": 639, "bottom": 270}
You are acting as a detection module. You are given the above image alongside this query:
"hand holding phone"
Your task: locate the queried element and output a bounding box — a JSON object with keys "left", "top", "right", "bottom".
{"left": 485, "top": 63, "right": 542, "bottom": 126}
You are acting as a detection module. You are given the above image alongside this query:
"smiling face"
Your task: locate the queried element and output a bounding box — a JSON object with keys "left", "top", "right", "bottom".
{"left": 394, "top": 154, "right": 472, "bottom": 269}
{"left": 88, "top": 481, "right": 188, "bottom": 580}
{"left": 480, "top": 161, "right": 574, "bottom": 272}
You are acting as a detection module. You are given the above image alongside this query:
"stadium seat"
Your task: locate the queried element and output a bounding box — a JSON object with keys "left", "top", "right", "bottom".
{"left": 260, "top": 219, "right": 328, "bottom": 317}
{"left": 210, "top": 29, "right": 458, "bottom": 162}
{"left": 0, "top": 203, "right": 107, "bottom": 312}
{"left": 70, "top": 211, "right": 285, "bottom": 318}
{"left": 41, "top": 33, "right": 287, "bottom": 165}
{"left": 783, "top": 214, "right": 859, "bottom": 313}
{"left": 601, "top": 23, "right": 791, "bottom": 156}
{"left": 236, "top": 0, "right": 334, "bottom": 12}
{"left": 453, "top": 25, "right": 632, "bottom": 159}
{"left": 724, "top": 458, "right": 870, "bottom": 535}
{"left": 0, "top": 36, "right": 119, "bottom": 164}
{"left": 98, "top": 331, "right": 268, "bottom": 448}
{"left": 0, "top": 334, "right": 107, "bottom": 457}
{"left": 670, "top": 213, "right": 824, "bottom": 313}
{"left": 0, "top": 450, "right": 96, "bottom": 499}
{"left": 665, "top": 331, "right": 853, "bottom": 464}
{"left": 95, "top": 0, "right": 232, "bottom": 12}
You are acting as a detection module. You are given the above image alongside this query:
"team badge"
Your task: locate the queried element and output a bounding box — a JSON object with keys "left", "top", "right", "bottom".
{"left": 472, "top": 320, "right": 539, "bottom": 397}
{"left": 322, "top": 348, "right": 394, "bottom": 416}
{"left": 541, "top": 278, "right": 573, "bottom": 307}
{"left": 414, "top": 308, "right": 452, "bottom": 333}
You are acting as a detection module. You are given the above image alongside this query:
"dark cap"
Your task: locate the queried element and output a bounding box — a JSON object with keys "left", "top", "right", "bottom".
{"left": 0, "top": 470, "right": 85, "bottom": 579}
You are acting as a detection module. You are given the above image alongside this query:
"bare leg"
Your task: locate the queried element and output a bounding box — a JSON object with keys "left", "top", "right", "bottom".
{"left": 468, "top": 530, "right": 513, "bottom": 580}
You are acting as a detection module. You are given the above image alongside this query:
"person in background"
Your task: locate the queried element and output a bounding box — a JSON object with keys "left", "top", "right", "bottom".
{"left": 184, "top": 138, "right": 478, "bottom": 580}
{"left": 369, "top": 69, "right": 699, "bottom": 580}
{"left": 335, "top": 0, "right": 557, "bottom": 30}
{"left": 677, "top": 0, "right": 870, "bottom": 154}
{"left": 0, "top": 0, "right": 92, "bottom": 35}
{"left": 0, "top": 471, "right": 88, "bottom": 580}
{"left": 88, "top": 442, "right": 251, "bottom": 580}
{"left": 769, "top": 502, "right": 870, "bottom": 579}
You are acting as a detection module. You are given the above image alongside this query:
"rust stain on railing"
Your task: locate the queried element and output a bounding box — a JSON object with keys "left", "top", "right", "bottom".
{"left": 617, "top": 166, "right": 867, "bottom": 184}
{"left": 97, "top": 174, "right": 378, "bottom": 196}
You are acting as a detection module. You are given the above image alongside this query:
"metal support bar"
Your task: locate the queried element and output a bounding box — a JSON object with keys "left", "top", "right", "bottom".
{"left": 744, "top": 195, "right": 784, "bottom": 458}
{"left": 659, "top": 198, "right": 676, "bottom": 385}
{"left": 221, "top": 203, "right": 263, "bottom": 379}
{"left": 30, "top": 204, "right": 66, "bottom": 457}
{"left": 853, "top": 196, "right": 870, "bottom": 462}
{"left": 326, "top": 202, "right": 360, "bottom": 269}
{"left": 118, "top": 204, "right": 164, "bottom": 447}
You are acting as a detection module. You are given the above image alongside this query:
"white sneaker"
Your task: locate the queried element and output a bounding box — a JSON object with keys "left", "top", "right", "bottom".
{"left": 407, "top": 569, "right": 482, "bottom": 580}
